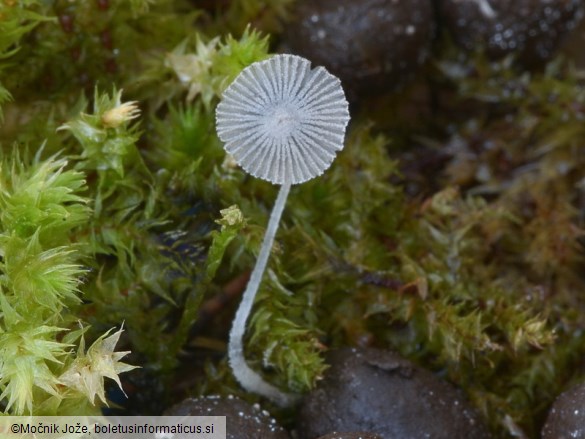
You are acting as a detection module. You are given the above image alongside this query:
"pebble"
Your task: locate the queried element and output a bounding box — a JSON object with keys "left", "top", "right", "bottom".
{"left": 542, "top": 381, "right": 585, "bottom": 439}
{"left": 439, "top": 0, "right": 585, "bottom": 64}
{"left": 165, "top": 395, "right": 290, "bottom": 439}
{"left": 296, "top": 347, "right": 490, "bottom": 439}
{"left": 284, "top": 0, "right": 435, "bottom": 100}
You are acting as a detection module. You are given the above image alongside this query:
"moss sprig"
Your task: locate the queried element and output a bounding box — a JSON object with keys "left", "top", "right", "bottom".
{"left": 147, "top": 26, "right": 269, "bottom": 109}
{"left": 0, "top": 151, "right": 133, "bottom": 414}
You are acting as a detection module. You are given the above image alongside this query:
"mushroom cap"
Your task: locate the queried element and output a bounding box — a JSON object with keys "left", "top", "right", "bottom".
{"left": 216, "top": 54, "right": 350, "bottom": 185}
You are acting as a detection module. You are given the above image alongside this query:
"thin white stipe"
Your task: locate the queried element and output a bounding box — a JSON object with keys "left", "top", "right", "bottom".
{"left": 227, "top": 183, "right": 296, "bottom": 407}
{"left": 472, "top": 0, "right": 497, "bottom": 18}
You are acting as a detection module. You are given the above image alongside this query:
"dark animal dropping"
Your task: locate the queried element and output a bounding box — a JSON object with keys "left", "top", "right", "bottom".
{"left": 297, "top": 347, "right": 490, "bottom": 439}
{"left": 439, "top": 0, "right": 585, "bottom": 64}
{"left": 542, "top": 381, "right": 585, "bottom": 439}
{"left": 284, "top": 0, "right": 435, "bottom": 99}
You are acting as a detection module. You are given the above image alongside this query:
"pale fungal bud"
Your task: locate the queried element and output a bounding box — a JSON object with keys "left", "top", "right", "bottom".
{"left": 215, "top": 54, "right": 349, "bottom": 407}
{"left": 101, "top": 101, "right": 140, "bottom": 128}
{"left": 216, "top": 54, "right": 350, "bottom": 185}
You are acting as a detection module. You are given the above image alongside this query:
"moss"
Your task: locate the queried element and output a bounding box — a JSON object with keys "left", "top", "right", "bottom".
{"left": 1, "top": 1, "right": 585, "bottom": 437}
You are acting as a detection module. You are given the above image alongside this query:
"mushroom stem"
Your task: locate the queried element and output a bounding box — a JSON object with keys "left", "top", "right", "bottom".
{"left": 228, "top": 181, "right": 297, "bottom": 407}
{"left": 473, "top": 0, "right": 496, "bottom": 18}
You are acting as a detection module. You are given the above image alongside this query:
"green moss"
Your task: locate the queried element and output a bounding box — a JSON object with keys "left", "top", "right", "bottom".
{"left": 0, "top": 151, "right": 132, "bottom": 415}
{"left": 1, "top": 1, "right": 585, "bottom": 437}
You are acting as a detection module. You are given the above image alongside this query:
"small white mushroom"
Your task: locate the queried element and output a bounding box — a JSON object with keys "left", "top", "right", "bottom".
{"left": 215, "top": 54, "right": 350, "bottom": 406}
{"left": 217, "top": 54, "right": 349, "bottom": 185}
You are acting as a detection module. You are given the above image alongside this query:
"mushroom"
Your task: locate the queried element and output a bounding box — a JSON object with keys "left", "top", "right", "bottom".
{"left": 215, "top": 54, "right": 350, "bottom": 406}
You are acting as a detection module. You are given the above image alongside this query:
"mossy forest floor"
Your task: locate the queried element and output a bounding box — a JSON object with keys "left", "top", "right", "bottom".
{"left": 1, "top": 1, "right": 585, "bottom": 437}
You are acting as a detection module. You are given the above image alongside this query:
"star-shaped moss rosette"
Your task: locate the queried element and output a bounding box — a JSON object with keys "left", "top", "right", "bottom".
{"left": 216, "top": 54, "right": 350, "bottom": 406}
{"left": 59, "top": 326, "right": 137, "bottom": 407}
